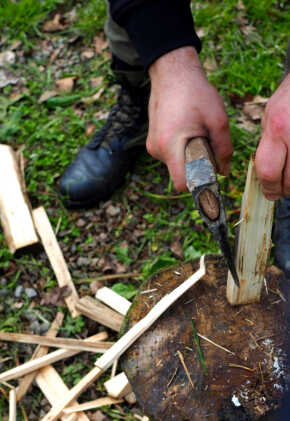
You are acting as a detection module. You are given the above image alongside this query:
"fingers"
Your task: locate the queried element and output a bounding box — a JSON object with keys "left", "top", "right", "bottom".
{"left": 255, "top": 135, "right": 287, "bottom": 200}
{"left": 146, "top": 133, "right": 188, "bottom": 191}
{"left": 206, "top": 112, "right": 233, "bottom": 175}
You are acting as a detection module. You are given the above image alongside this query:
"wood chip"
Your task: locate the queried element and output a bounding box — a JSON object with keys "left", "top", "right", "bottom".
{"left": 33, "top": 207, "right": 79, "bottom": 318}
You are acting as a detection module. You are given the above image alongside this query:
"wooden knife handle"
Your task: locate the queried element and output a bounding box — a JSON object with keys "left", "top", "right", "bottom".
{"left": 185, "top": 137, "right": 220, "bottom": 221}
{"left": 185, "top": 136, "right": 216, "bottom": 169}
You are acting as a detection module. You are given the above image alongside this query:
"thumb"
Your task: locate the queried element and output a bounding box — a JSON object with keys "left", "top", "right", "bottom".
{"left": 255, "top": 135, "right": 286, "bottom": 200}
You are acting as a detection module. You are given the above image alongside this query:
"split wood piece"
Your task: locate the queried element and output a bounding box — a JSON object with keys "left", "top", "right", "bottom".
{"left": 0, "top": 332, "right": 108, "bottom": 383}
{"left": 104, "top": 372, "right": 132, "bottom": 399}
{"left": 17, "top": 312, "right": 64, "bottom": 401}
{"left": 36, "top": 365, "right": 88, "bottom": 421}
{"left": 96, "top": 287, "right": 131, "bottom": 316}
{"left": 41, "top": 257, "right": 205, "bottom": 421}
{"left": 32, "top": 206, "right": 79, "bottom": 318}
{"left": 63, "top": 397, "right": 123, "bottom": 414}
{"left": 0, "top": 144, "right": 38, "bottom": 253}
{"left": 121, "top": 255, "right": 290, "bottom": 420}
{"left": 75, "top": 296, "right": 123, "bottom": 332}
{"left": 227, "top": 157, "right": 275, "bottom": 305}
{"left": 9, "top": 388, "right": 16, "bottom": 421}
{"left": 0, "top": 331, "right": 113, "bottom": 353}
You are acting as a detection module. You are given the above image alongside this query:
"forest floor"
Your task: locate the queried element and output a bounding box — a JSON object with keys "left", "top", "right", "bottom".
{"left": 0, "top": 0, "right": 289, "bottom": 419}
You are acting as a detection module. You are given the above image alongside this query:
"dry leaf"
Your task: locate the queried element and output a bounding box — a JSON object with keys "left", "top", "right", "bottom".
{"left": 88, "top": 411, "right": 108, "bottom": 421}
{"left": 241, "top": 24, "right": 256, "bottom": 36}
{"left": 236, "top": 114, "right": 257, "bottom": 133}
{"left": 170, "top": 240, "right": 184, "bottom": 259}
{"left": 203, "top": 57, "right": 218, "bottom": 73}
{"left": 82, "top": 88, "right": 104, "bottom": 104}
{"left": 38, "top": 90, "right": 58, "bottom": 103}
{"left": 86, "top": 123, "right": 96, "bottom": 137}
{"left": 81, "top": 49, "right": 95, "bottom": 60}
{"left": 94, "top": 33, "right": 108, "bottom": 55}
{"left": 251, "top": 95, "right": 268, "bottom": 105}
{"left": 243, "top": 103, "right": 264, "bottom": 120}
{"left": 0, "top": 51, "right": 15, "bottom": 66}
{"left": 196, "top": 28, "right": 206, "bottom": 38}
{"left": 236, "top": 0, "right": 246, "bottom": 10}
{"left": 65, "top": 8, "right": 78, "bottom": 23}
{"left": 10, "top": 40, "right": 22, "bottom": 50}
{"left": 90, "top": 77, "right": 103, "bottom": 89}
{"left": 41, "top": 286, "right": 71, "bottom": 306}
{"left": 56, "top": 77, "right": 76, "bottom": 93}
{"left": 42, "top": 13, "right": 67, "bottom": 32}
{"left": 0, "top": 69, "right": 18, "bottom": 88}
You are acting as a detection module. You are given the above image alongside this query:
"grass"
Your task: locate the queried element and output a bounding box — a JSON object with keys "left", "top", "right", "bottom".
{"left": 0, "top": 0, "right": 289, "bottom": 418}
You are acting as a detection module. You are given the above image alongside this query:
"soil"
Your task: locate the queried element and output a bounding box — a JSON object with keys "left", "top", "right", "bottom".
{"left": 121, "top": 255, "right": 290, "bottom": 421}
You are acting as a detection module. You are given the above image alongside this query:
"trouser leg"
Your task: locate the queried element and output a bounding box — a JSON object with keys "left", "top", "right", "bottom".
{"left": 104, "top": 2, "right": 147, "bottom": 86}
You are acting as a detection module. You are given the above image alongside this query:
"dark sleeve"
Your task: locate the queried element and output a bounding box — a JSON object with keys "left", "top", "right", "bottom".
{"left": 108, "top": 0, "right": 202, "bottom": 70}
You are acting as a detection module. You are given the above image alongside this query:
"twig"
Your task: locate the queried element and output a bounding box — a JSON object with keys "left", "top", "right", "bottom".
{"left": 111, "top": 358, "right": 118, "bottom": 378}
{"left": 55, "top": 216, "right": 62, "bottom": 236}
{"left": 259, "top": 362, "right": 264, "bottom": 385}
{"left": 63, "top": 397, "right": 123, "bottom": 414}
{"left": 191, "top": 319, "right": 208, "bottom": 375}
{"left": 249, "top": 333, "right": 261, "bottom": 349}
{"left": 0, "top": 332, "right": 108, "bottom": 383}
{"left": 0, "top": 332, "right": 113, "bottom": 353}
{"left": 233, "top": 217, "right": 244, "bottom": 227}
{"left": 140, "top": 288, "right": 158, "bottom": 295}
{"left": 177, "top": 351, "right": 194, "bottom": 391}
{"left": 197, "top": 333, "right": 235, "bottom": 356}
{"left": 229, "top": 363, "right": 255, "bottom": 372}
{"left": 167, "top": 366, "right": 178, "bottom": 387}
{"left": 264, "top": 278, "right": 269, "bottom": 295}
{"left": 268, "top": 287, "right": 286, "bottom": 302}
{"left": 76, "top": 272, "right": 141, "bottom": 284}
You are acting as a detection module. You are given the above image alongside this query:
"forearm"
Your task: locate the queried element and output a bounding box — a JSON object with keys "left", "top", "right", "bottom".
{"left": 108, "top": 0, "right": 201, "bottom": 69}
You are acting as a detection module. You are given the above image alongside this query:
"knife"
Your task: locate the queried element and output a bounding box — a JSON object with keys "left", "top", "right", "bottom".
{"left": 185, "top": 136, "right": 240, "bottom": 287}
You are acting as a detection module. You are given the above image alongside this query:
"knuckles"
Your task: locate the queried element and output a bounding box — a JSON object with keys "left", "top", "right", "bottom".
{"left": 266, "top": 106, "right": 290, "bottom": 137}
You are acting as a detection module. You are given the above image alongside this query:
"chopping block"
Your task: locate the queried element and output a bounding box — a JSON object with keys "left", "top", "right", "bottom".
{"left": 121, "top": 255, "right": 290, "bottom": 421}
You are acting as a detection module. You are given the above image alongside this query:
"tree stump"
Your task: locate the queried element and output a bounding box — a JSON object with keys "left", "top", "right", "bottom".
{"left": 121, "top": 255, "right": 290, "bottom": 421}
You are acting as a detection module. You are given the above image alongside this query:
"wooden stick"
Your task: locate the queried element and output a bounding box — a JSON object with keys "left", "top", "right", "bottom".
{"left": 0, "top": 144, "right": 38, "bottom": 253}
{"left": 0, "top": 331, "right": 113, "bottom": 353}
{"left": 104, "top": 372, "right": 132, "bottom": 398}
{"left": 41, "top": 256, "right": 206, "bottom": 421}
{"left": 75, "top": 296, "right": 123, "bottom": 332}
{"left": 227, "top": 157, "right": 275, "bottom": 305}
{"left": 0, "top": 332, "right": 108, "bottom": 383}
{"left": 96, "top": 287, "right": 131, "bottom": 316}
{"left": 9, "top": 388, "right": 16, "bottom": 421}
{"left": 17, "top": 312, "right": 64, "bottom": 401}
{"left": 32, "top": 206, "right": 79, "bottom": 318}
{"left": 63, "top": 397, "right": 123, "bottom": 414}
{"left": 77, "top": 272, "right": 141, "bottom": 284}
{"left": 36, "top": 365, "right": 88, "bottom": 421}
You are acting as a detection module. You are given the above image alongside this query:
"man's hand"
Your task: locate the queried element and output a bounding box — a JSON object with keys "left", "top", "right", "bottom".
{"left": 255, "top": 74, "right": 290, "bottom": 200}
{"left": 147, "top": 46, "right": 233, "bottom": 191}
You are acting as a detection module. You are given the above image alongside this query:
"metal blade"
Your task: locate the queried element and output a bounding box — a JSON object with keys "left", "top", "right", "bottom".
{"left": 211, "top": 223, "right": 240, "bottom": 288}
{"left": 191, "top": 188, "right": 240, "bottom": 288}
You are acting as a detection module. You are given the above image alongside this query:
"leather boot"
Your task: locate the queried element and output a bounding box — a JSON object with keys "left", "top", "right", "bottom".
{"left": 59, "top": 66, "right": 149, "bottom": 208}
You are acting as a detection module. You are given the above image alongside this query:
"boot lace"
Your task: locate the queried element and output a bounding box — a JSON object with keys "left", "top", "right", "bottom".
{"left": 87, "top": 86, "right": 145, "bottom": 151}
